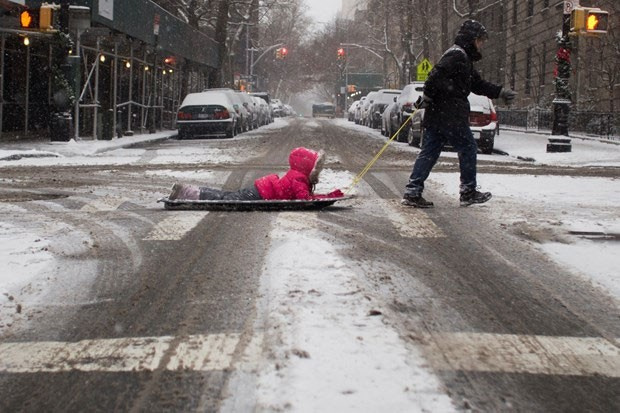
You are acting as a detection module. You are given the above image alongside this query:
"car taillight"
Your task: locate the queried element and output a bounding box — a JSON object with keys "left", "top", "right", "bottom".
{"left": 214, "top": 109, "right": 230, "bottom": 119}
{"left": 469, "top": 112, "right": 491, "bottom": 126}
{"left": 490, "top": 110, "right": 498, "bottom": 122}
{"left": 177, "top": 111, "right": 192, "bottom": 120}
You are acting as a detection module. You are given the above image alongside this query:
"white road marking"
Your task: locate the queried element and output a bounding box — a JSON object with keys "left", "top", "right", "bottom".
{"left": 167, "top": 333, "right": 240, "bottom": 371}
{"left": 423, "top": 332, "right": 620, "bottom": 378}
{"left": 80, "top": 196, "right": 128, "bottom": 212}
{"left": 0, "top": 334, "right": 240, "bottom": 373}
{"left": 143, "top": 212, "right": 207, "bottom": 241}
{"left": 383, "top": 200, "right": 445, "bottom": 238}
{"left": 1, "top": 331, "right": 617, "bottom": 377}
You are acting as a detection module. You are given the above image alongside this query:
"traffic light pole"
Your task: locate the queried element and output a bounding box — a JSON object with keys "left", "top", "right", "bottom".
{"left": 551, "top": 3, "right": 573, "bottom": 140}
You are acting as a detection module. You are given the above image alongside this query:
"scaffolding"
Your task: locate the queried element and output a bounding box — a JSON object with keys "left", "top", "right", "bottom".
{"left": 0, "top": 0, "right": 218, "bottom": 141}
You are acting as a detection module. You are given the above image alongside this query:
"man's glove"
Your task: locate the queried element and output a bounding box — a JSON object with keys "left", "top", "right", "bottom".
{"left": 414, "top": 94, "right": 432, "bottom": 109}
{"left": 500, "top": 88, "right": 517, "bottom": 105}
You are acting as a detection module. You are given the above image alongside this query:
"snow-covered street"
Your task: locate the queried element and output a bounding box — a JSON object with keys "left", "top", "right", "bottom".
{"left": 1, "top": 117, "right": 618, "bottom": 412}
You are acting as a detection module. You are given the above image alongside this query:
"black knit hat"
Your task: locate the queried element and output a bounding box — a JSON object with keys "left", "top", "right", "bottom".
{"left": 457, "top": 20, "right": 488, "bottom": 41}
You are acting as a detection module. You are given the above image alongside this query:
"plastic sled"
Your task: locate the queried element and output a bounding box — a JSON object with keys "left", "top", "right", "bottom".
{"left": 157, "top": 195, "right": 354, "bottom": 211}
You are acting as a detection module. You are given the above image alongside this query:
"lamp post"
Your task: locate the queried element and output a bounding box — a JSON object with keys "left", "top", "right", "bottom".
{"left": 550, "top": 1, "right": 575, "bottom": 152}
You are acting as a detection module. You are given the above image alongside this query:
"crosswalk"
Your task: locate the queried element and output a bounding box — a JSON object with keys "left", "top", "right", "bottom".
{"left": 1, "top": 332, "right": 617, "bottom": 377}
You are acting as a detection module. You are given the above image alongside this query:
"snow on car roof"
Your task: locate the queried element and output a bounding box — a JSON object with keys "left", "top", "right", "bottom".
{"left": 181, "top": 92, "right": 234, "bottom": 107}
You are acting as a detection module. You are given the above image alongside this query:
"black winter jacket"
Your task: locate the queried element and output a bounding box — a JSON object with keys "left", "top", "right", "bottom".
{"left": 422, "top": 43, "right": 502, "bottom": 129}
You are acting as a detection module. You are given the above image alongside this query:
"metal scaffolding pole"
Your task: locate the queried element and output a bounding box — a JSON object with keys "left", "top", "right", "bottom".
{"left": 25, "top": 41, "right": 30, "bottom": 136}
{"left": 0, "top": 34, "right": 5, "bottom": 140}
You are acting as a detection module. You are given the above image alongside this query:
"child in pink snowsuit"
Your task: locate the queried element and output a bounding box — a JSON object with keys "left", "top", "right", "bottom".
{"left": 168, "top": 147, "right": 344, "bottom": 201}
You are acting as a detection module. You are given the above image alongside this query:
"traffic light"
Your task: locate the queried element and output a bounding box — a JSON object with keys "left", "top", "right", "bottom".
{"left": 276, "top": 47, "right": 288, "bottom": 59}
{"left": 337, "top": 47, "right": 345, "bottom": 59}
{"left": 586, "top": 9, "right": 608, "bottom": 34}
{"left": 571, "top": 7, "right": 608, "bottom": 35}
{"left": 18, "top": 4, "right": 58, "bottom": 31}
{"left": 19, "top": 10, "right": 39, "bottom": 29}
{"left": 39, "top": 4, "right": 56, "bottom": 31}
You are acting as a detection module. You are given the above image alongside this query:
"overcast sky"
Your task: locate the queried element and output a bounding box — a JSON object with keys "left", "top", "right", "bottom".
{"left": 305, "top": 0, "right": 342, "bottom": 24}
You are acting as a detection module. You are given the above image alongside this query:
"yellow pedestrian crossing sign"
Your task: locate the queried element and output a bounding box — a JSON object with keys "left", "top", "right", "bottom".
{"left": 417, "top": 58, "right": 433, "bottom": 81}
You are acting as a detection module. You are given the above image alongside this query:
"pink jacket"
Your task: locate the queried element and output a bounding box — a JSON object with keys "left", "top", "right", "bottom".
{"left": 254, "top": 147, "right": 324, "bottom": 200}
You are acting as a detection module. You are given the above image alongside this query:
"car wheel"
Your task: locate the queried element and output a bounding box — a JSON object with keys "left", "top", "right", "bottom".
{"left": 396, "top": 124, "right": 409, "bottom": 143}
{"left": 407, "top": 127, "right": 420, "bottom": 147}
{"left": 479, "top": 143, "right": 493, "bottom": 154}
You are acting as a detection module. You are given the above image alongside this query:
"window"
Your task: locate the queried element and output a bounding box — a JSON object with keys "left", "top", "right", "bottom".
{"left": 513, "top": 0, "right": 518, "bottom": 25}
{"left": 540, "top": 43, "right": 547, "bottom": 87}
{"left": 525, "top": 47, "right": 532, "bottom": 95}
{"left": 543, "top": 0, "right": 549, "bottom": 9}
{"left": 510, "top": 53, "right": 516, "bottom": 90}
{"left": 527, "top": 0, "right": 534, "bottom": 17}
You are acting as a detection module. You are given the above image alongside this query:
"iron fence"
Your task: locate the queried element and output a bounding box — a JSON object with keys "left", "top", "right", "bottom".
{"left": 497, "top": 109, "right": 620, "bottom": 141}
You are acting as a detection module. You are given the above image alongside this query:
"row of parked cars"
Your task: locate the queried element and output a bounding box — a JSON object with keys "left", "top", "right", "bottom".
{"left": 347, "top": 82, "right": 499, "bottom": 154}
{"left": 176, "top": 89, "right": 287, "bottom": 139}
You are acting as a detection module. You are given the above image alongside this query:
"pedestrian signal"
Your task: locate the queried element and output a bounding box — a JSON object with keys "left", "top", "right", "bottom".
{"left": 586, "top": 9, "right": 608, "bottom": 34}
{"left": 20, "top": 10, "right": 38, "bottom": 29}
{"left": 571, "top": 7, "right": 608, "bottom": 35}
{"left": 39, "top": 4, "right": 56, "bottom": 31}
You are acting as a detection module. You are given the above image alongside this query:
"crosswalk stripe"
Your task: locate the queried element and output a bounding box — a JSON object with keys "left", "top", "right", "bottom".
{"left": 143, "top": 212, "right": 207, "bottom": 241}
{"left": 1, "top": 331, "right": 617, "bottom": 377}
{"left": 0, "top": 334, "right": 240, "bottom": 373}
{"left": 422, "top": 332, "right": 620, "bottom": 377}
{"left": 378, "top": 199, "right": 444, "bottom": 238}
{"left": 80, "top": 196, "right": 128, "bottom": 212}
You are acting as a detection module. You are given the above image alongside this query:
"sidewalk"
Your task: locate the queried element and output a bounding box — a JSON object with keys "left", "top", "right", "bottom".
{"left": 0, "top": 130, "right": 176, "bottom": 161}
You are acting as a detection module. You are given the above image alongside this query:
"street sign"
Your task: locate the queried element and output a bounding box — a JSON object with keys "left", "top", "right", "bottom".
{"left": 417, "top": 58, "right": 433, "bottom": 82}
{"left": 564, "top": 0, "right": 579, "bottom": 15}
{"left": 154, "top": 13, "right": 160, "bottom": 36}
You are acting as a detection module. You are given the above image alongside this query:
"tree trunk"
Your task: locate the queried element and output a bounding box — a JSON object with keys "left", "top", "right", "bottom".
{"left": 209, "top": 0, "right": 230, "bottom": 87}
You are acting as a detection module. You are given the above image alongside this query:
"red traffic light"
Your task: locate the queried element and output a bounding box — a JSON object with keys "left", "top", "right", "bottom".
{"left": 276, "top": 47, "right": 288, "bottom": 59}
{"left": 337, "top": 47, "right": 345, "bottom": 58}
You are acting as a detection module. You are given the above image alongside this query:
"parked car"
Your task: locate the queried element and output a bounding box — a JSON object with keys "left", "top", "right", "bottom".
{"left": 177, "top": 91, "right": 238, "bottom": 139}
{"left": 203, "top": 88, "right": 250, "bottom": 133}
{"left": 467, "top": 93, "right": 498, "bottom": 154}
{"left": 360, "top": 91, "right": 379, "bottom": 126}
{"left": 235, "top": 91, "right": 259, "bottom": 130}
{"left": 381, "top": 98, "right": 400, "bottom": 137}
{"left": 312, "top": 102, "right": 336, "bottom": 118}
{"left": 407, "top": 92, "right": 498, "bottom": 154}
{"left": 354, "top": 96, "right": 367, "bottom": 124}
{"left": 396, "top": 82, "right": 425, "bottom": 142}
{"left": 251, "top": 92, "right": 273, "bottom": 123}
{"left": 250, "top": 95, "right": 268, "bottom": 126}
{"left": 368, "top": 89, "right": 401, "bottom": 129}
{"left": 271, "top": 99, "right": 284, "bottom": 117}
{"left": 348, "top": 100, "right": 360, "bottom": 121}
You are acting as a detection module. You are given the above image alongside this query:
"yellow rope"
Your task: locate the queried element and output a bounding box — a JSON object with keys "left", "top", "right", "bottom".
{"left": 345, "top": 109, "right": 418, "bottom": 194}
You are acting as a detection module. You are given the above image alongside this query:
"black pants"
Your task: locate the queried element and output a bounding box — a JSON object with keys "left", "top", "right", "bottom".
{"left": 198, "top": 185, "right": 262, "bottom": 201}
